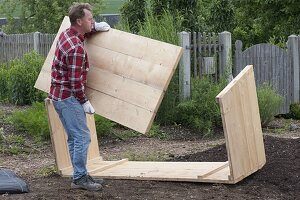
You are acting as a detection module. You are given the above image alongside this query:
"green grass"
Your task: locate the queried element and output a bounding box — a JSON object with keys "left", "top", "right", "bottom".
{"left": 102, "top": 0, "right": 125, "bottom": 14}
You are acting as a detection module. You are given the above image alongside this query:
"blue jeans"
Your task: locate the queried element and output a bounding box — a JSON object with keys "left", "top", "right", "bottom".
{"left": 52, "top": 96, "right": 91, "bottom": 180}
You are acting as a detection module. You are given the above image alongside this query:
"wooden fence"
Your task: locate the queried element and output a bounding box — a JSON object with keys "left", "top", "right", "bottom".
{"left": 235, "top": 35, "right": 300, "bottom": 114}
{"left": 0, "top": 32, "right": 55, "bottom": 64}
{"left": 179, "top": 31, "right": 232, "bottom": 100}
{"left": 2, "top": 32, "right": 300, "bottom": 114}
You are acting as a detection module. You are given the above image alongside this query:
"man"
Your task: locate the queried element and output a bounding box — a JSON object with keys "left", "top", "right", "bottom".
{"left": 48, "top": 3, "right": 110, "bottom": 191}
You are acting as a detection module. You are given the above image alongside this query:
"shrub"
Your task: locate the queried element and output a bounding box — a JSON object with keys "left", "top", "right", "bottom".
{"left": 0, "top": 51, "right": 46, "bottom": 105}
{"left": 175, "top": 77, "right": 227, "bottom": 136}
{"left": 94, "top": 114, "right": 115, "bottom": 137}
{"left": 9, "top": 102, "right": 49, "bottom": 142}
{"left": 257, "top": 83, "right": 283, "bottom": 126}
{"left": 288, "top": 103, "right": 300, "bottom": 119}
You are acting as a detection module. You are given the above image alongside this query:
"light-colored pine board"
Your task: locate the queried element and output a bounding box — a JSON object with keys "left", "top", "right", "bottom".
{"left": 86, "top": 44, "right": 174, "bottom": 90}
{"left": 216, "top": 65, "right": 266, "bottom": 181}
{"left": 85, "top": 88, "right": 154, "bottom": 133}
{"left": 86, "top": 29, "right": 182, "bottom": 69}
{"left": 35, "top": 17, "right": 183, "bottom": 134}
{"left": 87, "top": 67, "right": 163, "bottom": 112}
{"left": 90, "top": 161, "right": 230, "bottom": 183}
{"left": 45, "top": 99, "right": 101, "bottom": 172}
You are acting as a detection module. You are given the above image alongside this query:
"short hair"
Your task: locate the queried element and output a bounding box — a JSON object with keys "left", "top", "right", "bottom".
{"left": 69, "top": 2, "right": 92, "bottom": 25}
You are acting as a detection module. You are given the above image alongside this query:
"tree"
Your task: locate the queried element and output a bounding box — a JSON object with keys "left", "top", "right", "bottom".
{"left": 233, "top": 0, "right": 300, "bottom": 47}
{"left": 0, "top": 0, "right": 104, "bottom": 33}
{"left": 119, "top": 0, "right": 147, "bottom": 33}
{"left": 207, "top": 0, "right": 234, "bottom": 33}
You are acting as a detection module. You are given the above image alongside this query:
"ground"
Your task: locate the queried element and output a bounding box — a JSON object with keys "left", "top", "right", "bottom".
{"left": 0, "top": 105, "right": 299, "bottom": 200}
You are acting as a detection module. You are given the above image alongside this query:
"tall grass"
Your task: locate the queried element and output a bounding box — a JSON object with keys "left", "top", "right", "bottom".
{"left": 138, "top": 10, "right": 183, "bottom": 124}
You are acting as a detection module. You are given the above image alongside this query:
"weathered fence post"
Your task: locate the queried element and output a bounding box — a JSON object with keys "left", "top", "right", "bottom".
{"left": 288, "top": 35, "right": 300, "bottom": 103}
{"left": 234, "top": 40, "right": 243, "bottom": 76}
{"left": 179, "top": 31, "right": 191, "bottom": 101}
{"left": 33, "top": 32, "right": 40, "bottom": 54}
{"left": 219, "top": 31, "right": 232, "bottom": 81}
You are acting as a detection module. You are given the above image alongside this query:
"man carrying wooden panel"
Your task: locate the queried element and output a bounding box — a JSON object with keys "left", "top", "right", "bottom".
{"left": 48, "top": 2, "right": 110, "bottom": 191}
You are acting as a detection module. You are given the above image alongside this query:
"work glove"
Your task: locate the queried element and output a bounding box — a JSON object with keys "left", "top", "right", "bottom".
{"left": 94, "top": 22, "right": 110, "bottom": 32}
{"left": 82, "top": 100, "right": 95, "bottom": 114}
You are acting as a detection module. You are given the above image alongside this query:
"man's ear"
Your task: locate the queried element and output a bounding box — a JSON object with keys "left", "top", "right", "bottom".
{"left": 76, "top": 18, "right": 82, "bottom": 26}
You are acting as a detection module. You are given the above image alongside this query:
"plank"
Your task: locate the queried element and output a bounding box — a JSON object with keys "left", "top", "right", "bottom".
{"left": 216, "top": 65, "right": 266, "bottom": 181}
{"left": 90, "top": 161, "right": 231, "bottom": 183}
{"left": 35, "top": 16, "right": 183, "bottom": 134}
{"left": 45, "top": 99, "right": 101, "bottom": 172}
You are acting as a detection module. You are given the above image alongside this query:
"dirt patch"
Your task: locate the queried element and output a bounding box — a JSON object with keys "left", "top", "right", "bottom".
{"left": 0, "top": 104, "right": 300, "bottom": 199}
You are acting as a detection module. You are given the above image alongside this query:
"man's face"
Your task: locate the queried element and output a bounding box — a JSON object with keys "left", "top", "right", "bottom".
{"left": 78, "top": 9, "right": 94, "bottom": 33}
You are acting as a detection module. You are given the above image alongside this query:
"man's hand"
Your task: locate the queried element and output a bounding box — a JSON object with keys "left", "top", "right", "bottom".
{"left": 95, "top": 22, "right": 110, "bottom": 32}
{"left": 82, "top": 100, "right": 95, "bottom": 114}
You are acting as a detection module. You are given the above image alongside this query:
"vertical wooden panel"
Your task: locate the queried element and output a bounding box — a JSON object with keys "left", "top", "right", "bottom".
{"left": 216, "top": 65, "right": 266, "bottom": 182}
{"left": 198, "top": 32, "right": 202, "bottom": 76}
{"left": 193, "top": 32, "right": 197, "bottom": 77}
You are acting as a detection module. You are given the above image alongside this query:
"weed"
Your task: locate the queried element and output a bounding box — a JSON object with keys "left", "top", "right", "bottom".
{"left": 36, "top": 165, "right": 57, "bottom": 177}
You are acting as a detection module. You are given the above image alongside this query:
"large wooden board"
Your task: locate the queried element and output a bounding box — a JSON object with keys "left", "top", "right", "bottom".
{"left": 216, "top": 65, "right": 266, "bottom": 183}
{"left": 45, "top": 65, "right": 266, "bottom": 184}
{"left": 35, "top": 16, "right": 183, "bottom": 134}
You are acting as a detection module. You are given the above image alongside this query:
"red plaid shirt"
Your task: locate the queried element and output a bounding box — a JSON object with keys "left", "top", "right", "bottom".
{"left": 48, "top": 27, "right": 89, "bottom": 104}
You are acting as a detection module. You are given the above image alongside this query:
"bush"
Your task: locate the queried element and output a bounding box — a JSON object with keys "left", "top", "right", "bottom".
{"left": 0, "top": 51, "right": 46, "bottom": 105}
{"left": 9, "top": 102, "right": 49, "bottom": 142}
{"left": 94, "top": 114, "right": 115, "bottom": 137}
{"left": 175, "top": 77, "right": 227, "bottom": 136}
{"left": 257, "top": 83, "right": 283, "bottom": 126}
{"left": 288, "top": 103, "right": 300, "bottom": 119}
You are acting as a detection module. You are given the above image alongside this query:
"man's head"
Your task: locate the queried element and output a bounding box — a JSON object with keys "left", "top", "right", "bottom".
{"left": 69, "top": 3, "right": 94, "bottom": 34}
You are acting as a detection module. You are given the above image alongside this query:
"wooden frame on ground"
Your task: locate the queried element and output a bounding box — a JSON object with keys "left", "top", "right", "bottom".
{"left": 45, "top": 65, "right": 266, "bottom": 184}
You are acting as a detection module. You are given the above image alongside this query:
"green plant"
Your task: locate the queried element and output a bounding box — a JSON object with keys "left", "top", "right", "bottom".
{"left": 36, "top": 165, "right": 56, "bottom": 177}
{"left": 0, "top": 51, "right": 47, "bottom": 105}
{"left": 137, "top": 10, "right": 183, "bottom": 125}
{"left": 175, "top": 77, "right": 227, "bottom": 136}
{"left": 94, "top": 114, "right": 115, "bottom": 137}
{"left": 289, "top": 103, "right": 300, "bottom": 119}
{"left": 9, "top": 102, "right": 49, "bottom": 142}
{"left": 147, "top": 123, "right": 168, "bottom": 140}
{"left": 120, "top": 0, "right": 147, "bottom": 33}
{"left": 257, "top": 83, "right": 283, "bottom": 127}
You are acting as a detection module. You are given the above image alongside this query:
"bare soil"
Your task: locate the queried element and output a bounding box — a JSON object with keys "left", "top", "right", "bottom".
{"left": 0, "top": 104, "right": 299, "bottom": 200}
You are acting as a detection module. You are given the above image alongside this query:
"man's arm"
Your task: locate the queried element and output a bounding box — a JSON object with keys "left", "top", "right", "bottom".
{"left": 67, "top": 45, "right": 88, "bottom": 104}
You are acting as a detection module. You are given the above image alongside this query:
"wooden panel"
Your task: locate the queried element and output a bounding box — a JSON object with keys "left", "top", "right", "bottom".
{"left": 45, "top": 99, "right": 101, "bottom": 172}
{"left": 35, "top": 16, "right": 183, "bottom": 134}
{"left": 90, "top": 161, "right": 231, "bottom": 183}
{"left": 216, "top": 65, "right": 266, "bottom": 181}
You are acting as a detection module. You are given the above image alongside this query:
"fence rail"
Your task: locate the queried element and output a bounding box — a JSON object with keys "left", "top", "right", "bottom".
{"left": 0, "top": 32, "right": 55, "bottom": 64}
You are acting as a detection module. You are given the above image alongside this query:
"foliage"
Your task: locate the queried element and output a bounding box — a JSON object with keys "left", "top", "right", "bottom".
{"left": 175, "top": 77, "right": 227, "bottom": 136}
{"left": 136, "top": 10, "right": 183, "bottom": 124}
{"left": 289, "top": 103, "right": 300, "bottom": 120}
{"left": 207, "top": 0, "right": 235, "bottom": 33}
{"left": 119, "top": 0, "right": 147, "bottom": 33}
{"left": 9, "top": 102, "right": 50, "bottom": 142}
{"left": 0, "top": 0, "right": 104, "bottom": 33}
{"left": 94, "top": 114, "right": 115, "bottom": 137}
{"left": 0, "top": 51, "right": 46, "bottom": 105}
{"left": 150, "top": 0, "right": 208, "bottom": 32}
{"left": 147, "top": 123, "right": 168, "bottom": 140}
{"left": 232, "top": 0, "right": 300, "bottom": 48}
{"left": 257, "top": 83, "right": 283, "bottom": 127}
